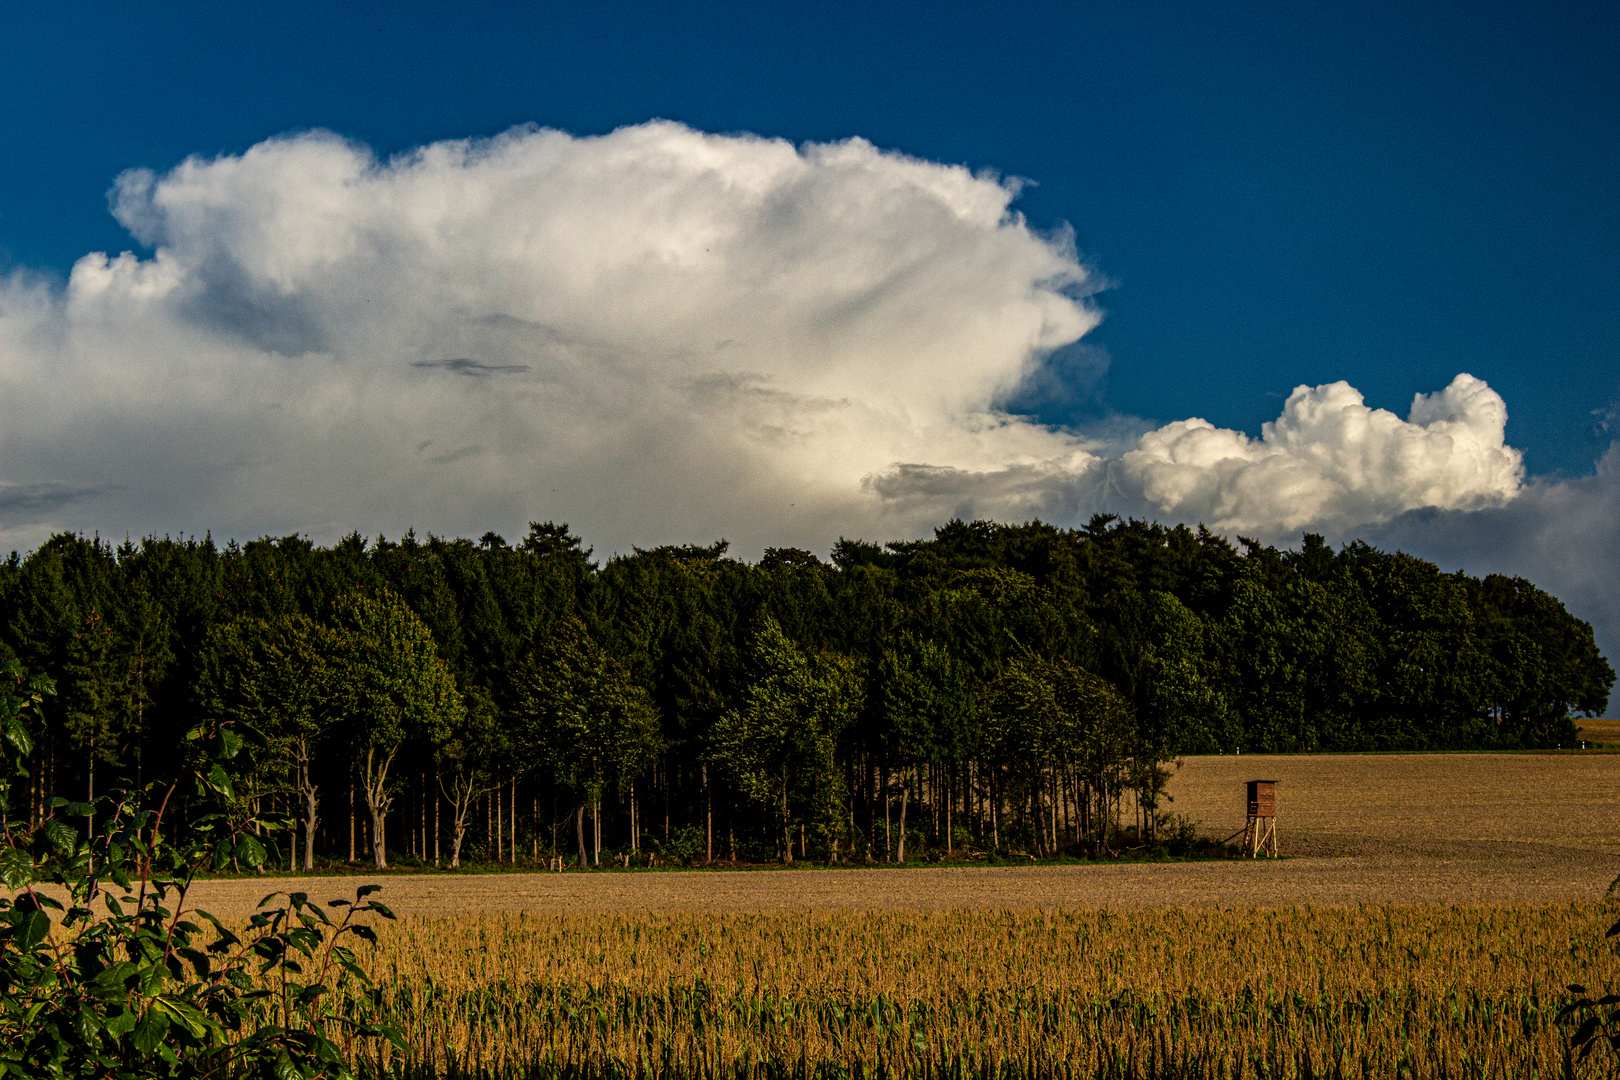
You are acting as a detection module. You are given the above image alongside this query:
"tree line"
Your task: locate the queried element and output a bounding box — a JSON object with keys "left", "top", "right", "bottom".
{"left": 0, "top": 516, "right": 1610, "bottom": 869}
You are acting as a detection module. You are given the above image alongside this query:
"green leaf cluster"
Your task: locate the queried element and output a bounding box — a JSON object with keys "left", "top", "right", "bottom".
{"left": 0, "top": 658, "right": 397, "bottom": 1079}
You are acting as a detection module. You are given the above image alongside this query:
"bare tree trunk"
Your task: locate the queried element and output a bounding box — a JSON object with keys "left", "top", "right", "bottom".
{"left": 301, "top": 777, "right": 319, "bottom": 871}
{"left": 295, "top": 737, "right": 319, "bottom": 871}
{"left": 442, "top": 773, "right": 481, "bottom": 869}
{"left": 780, "top": 770, "right": 793, "bottom": 865}
{"left": 348, "top": 770, "right": 355, "bottom": 863}
{"left": 575, "top": 802, "right": 588, "bottom": 868}
{"left": 882, "top": 761, "right": 891, "bottom": 862}
{"left": 1031, "top": 773, "right": 1045, "bottom": 856}
{"left": 895, "top": 766, "right": 911, "bottom": 862}
{"left": 703, "top": 765, "right": 712, "bottom": 864}
{"left": 361, "top": 745, "right": 397, "bottom": 870}
{"left": 991, "top": 768, "right": 1000, "bottom": 851}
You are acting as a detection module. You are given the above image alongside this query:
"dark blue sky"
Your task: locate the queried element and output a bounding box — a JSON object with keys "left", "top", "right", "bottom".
{"left": 4, "top": 1, "right": 1617, "bottom": 477}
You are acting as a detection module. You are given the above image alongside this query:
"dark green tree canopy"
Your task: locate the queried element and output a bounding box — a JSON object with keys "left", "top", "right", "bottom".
{"left": 0, "top": 518, "right": 1608, "bottom": 867}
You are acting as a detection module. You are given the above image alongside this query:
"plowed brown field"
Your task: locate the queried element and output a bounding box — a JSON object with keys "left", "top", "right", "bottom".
{"left": 187, "top": 752, "right": 1620, "bottom": 919}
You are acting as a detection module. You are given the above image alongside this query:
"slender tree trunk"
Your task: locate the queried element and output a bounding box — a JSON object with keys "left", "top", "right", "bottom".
{"left": 361, "top": 746, "right": 397, "bottom": 870}
{"left": 575, "top": 802, "right": 588, "bottom": 868}
{"left": 704, "top": 765, "right": 712, "bottom": 864}
{"left": 882, "top": 762, "right": 891, "bottom": 862}
{"left": 1032, "top": 773, "right": 1045, "bottom": 856}
{"left": 348, "top": 769, "right": 356, "bottom": 863}
{"left": 445, "top": 776, "right": 481, "bottom": 869}
{"left": 301, "top": 774, "right": 319, "bottom": 871}
{"left": 780, "top": 769, "right": 793, "bottom": 865}
{"left": 1061, "top": 769, "right": 1071, "bottom": 847}
{"left": 991, "top": 768, "right": 1000, "bottom": 851}
{"left": 295, "top": 739, "right": 319, "bottom": 871}
{"left": 895, "top": 766, "right": 911, "bottom": 862}
{"left": 1052, "top": 772, "right": 1060, "bottom": 852}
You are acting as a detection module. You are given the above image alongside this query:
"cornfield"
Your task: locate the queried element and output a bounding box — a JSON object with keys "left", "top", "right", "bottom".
{"left": 350, "top": 903, "right": 1620, "bottom": 1079}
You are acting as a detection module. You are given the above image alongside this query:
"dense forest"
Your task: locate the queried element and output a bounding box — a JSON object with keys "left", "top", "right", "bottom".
{"left": 0, "top": 516, "right": 1610, "bottom": 870}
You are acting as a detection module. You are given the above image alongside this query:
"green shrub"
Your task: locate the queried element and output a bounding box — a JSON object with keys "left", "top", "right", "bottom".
{"left": 0, "top": 658, "right": 397, "bottom": 1079}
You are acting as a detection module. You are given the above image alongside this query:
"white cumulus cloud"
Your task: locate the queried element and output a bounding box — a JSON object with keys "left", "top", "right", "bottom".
{"left": 0, "top": 119, "right": 1571, "bottom": 645}
{"left": 1115, "top": 374, "right": 1524, "bottom": 536}
{"left": 0, "top": 122, "right": 1101, "bottom": 551}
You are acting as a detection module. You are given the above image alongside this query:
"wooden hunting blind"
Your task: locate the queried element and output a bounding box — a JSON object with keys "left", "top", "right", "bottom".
{"left": 1242, "top": 780, "right": 1277, "bottom": 857}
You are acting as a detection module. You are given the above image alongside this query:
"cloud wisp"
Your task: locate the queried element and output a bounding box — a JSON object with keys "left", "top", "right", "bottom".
{"left": 3, "top": 119, "right": 1607, "bottom": 655}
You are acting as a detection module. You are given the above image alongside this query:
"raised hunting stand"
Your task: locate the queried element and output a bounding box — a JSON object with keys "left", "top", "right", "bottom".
{"left": 1241, "top": 780, "right": 1277, "bottom": 857}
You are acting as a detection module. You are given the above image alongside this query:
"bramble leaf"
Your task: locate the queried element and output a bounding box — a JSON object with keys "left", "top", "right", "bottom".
{"left": 0, "top": 846, "right": 32, "bottom": 890}
{"left": 205, "top": 763, "right": 234, "bottom": 799}
{"left": 18, "top": 910, "right": 50, "bottom": 950}
{"left": 42, "top": 819, "right": 77, "bottom": 855}
{"left": 215, "top": 727, "right": 244, "bottom": 761}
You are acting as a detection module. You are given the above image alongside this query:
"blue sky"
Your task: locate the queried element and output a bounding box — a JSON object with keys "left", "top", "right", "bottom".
{"left": 5, "top": 1, "right": 1617, "bottom": 473}
{"left": 1, "top": 2, "right": 1617, "bottom": 655}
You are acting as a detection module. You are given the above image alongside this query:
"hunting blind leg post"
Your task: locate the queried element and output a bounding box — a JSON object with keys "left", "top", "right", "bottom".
{"left": 1243, "top": 780, "right": 1278, "bottom": 858}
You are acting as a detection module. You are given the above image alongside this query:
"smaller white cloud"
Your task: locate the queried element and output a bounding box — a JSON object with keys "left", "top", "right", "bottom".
{"left": 1115, "top": 374, "right": 1524, "bottom": 535}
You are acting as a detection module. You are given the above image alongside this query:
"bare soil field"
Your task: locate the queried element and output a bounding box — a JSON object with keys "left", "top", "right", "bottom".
{"left": 187, "top": 752, "right": 1620, "bottom": 919}
{"left": 1577, "top": 716, "right": 1620, "bottom": 744}
{"left": 1162, "top": 750, "right": 1620, "bottom": 855}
